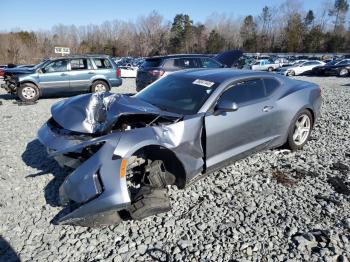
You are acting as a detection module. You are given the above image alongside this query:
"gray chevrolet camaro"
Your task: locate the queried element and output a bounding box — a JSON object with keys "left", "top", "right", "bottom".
{"left": 37, "top": 68, "right": 321, "bottom": 226}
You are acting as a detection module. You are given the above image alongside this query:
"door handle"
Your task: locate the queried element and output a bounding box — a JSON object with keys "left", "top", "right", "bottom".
{"left": 262, "top": 105, "right": 274, "bottom": 112}
{"left": 88, "top": 72, "right": 95, "bottom": 74}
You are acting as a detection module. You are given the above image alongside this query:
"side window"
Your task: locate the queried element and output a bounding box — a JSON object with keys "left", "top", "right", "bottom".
{"left": 220, "top": 79, "right": 265, "bottom": 106}
{"left": 43, "top": 60, "right": 68, "bottom": 73}
{"left": 70, "top": 59, "right": 88, "bottom": 70}
{"left": 174, "top": 58, "right": 196, "bottom": 69}
{"left": 201, "top": 58, "right": 222, "bottom": 68}
{"left": 263, "top": 78, "right": 280, "bottom": 96}
{"left": 93, "top": 58, "right": 112, "bottom": 69}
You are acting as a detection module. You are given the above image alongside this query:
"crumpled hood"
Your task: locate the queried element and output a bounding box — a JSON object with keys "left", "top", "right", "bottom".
{"left": 51, "top": 92, "right": 179, "bottom": 134}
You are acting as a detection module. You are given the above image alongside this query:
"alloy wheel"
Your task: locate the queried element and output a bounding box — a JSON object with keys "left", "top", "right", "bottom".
{"left": 292, "top": 114, "right": 311, "bottom": 146}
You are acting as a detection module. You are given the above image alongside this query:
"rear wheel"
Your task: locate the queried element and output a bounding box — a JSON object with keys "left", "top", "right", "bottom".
{"left": 91, "top": 80, "right": 109, "bottom": 93}
{"left": 286, "top": 110, "right": 313, "bottom": 150}
{"left": 338, "top": 68, "right": 348, "bottom": 77}
{"left": 17, "top": 83, "right": 40, "bottom": 102}
{"left": 268, "top": 67, "right": 274, "bottom": 72}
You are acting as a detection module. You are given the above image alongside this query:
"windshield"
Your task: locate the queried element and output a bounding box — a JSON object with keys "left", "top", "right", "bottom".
{"left": 34, "top": 60, "right": 49, "bottom": 70}
{"left": 135, "top": 75, "right": 219, "bottom": 115}
{"left": 293, "top": 61, "right": 305, "bottom": 66}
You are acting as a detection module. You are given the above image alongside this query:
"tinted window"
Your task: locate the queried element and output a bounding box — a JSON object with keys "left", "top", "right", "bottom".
{"left": 337, "top": 60, "right": 350, "bottom": 65}
{"left": 70, "top": 59, "right": 89, "bottom": 70}
{"left": 201, "top": 58, "right": 222, "bottom": 68}
{"left": 174, "top": 58, "right": 199, "bottom": 68}
{"left": 43, "top": 60, "right": 68, "bottom": 73}
{"left": 135, "top": 75, "right": 219, "bottom": 115}
{"left": 264, "top": 78, "right": 279, "bottom": 96}
{"left": 220, "top": 79, "right": 265, "bottom": 105}
{"left": 303, "top": 61, "right": 319, "bottom": 66}
{"left": 93, "top": 58, "right": 112, "bottom": 69}
{"left": 143, "top": 58, "right": 162, "bottom": 68}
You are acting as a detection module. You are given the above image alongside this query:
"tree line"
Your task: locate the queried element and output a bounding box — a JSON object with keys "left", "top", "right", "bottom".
{"left": 0, "top": 0, "right": 349, "bottom": 64}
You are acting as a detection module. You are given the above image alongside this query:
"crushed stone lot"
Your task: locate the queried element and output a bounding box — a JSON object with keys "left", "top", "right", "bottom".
{"left": 0, "top": 76, "right": 350, "bottom": 261}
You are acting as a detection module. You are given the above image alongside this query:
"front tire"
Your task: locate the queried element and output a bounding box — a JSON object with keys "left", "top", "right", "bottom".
{"left": 288, "top": 70, "right": 296, "bottom": 76}
{"left": 286, "top": 110, "right": 313, "bottom": 151}
{"left": 91, "top": 80, "right": 109, "bottom": 93}
{"left": 17, "top": 83, "right": 40, "bottom": 102}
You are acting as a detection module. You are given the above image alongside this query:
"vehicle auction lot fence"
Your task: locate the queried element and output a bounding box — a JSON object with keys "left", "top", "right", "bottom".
{"left": 0, "top": 77, "right": 349, "bottom": 261}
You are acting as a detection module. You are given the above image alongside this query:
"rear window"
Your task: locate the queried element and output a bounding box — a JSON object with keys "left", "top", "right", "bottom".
{"left": 93, "top": 58, "right": 112, "bottom": 69}
{"left": 173, "top": 58, "right": 200, "bottom": 68}
{"left": 143, "top": 59, "right": 162, "bottom": 68}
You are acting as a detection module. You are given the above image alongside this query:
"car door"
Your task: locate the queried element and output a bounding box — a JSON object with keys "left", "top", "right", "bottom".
{"left": 204, "top": 78, "right": 281, "bottom": 172}
{"left": 69, "top": 58, "right": 93, "bottom": 93}
{"left": 38, "top": 59, "right": 70, "bottom": 95}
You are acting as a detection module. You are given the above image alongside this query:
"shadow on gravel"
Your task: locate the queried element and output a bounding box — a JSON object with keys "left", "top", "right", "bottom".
{"left": 0, "top": 236, "right": 20, "bottom": 262}
{"left": 22, "top": 139, "right": 68, "bottom": 207}
{"left": 146, "top": 248, "right": 171, "bottom": 262}
{"left": 0, "top": 93, "right": 16, "bottom": 101}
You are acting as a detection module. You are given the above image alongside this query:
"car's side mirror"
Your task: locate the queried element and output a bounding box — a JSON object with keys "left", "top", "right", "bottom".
{"left": 214, "top": 100, "right": 239, "bottom": 115}
{"left": 37, "top": 68, "right": 43, "bottom": 74}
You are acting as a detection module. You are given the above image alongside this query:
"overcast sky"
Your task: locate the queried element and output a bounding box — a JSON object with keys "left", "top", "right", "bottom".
{"left": 0, "top": 0, "right": 326, "bottom": 31}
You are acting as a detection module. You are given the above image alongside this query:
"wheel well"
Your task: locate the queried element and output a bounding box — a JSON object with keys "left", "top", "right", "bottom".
{"left": 305, "top": 108, "right": 315, "bottom": 127}
{"left": 91, "top": 79, "right": 110, "bottom": 91}
{"left": 20, "top": 81, "right": 38, "bottom": 87}
{"left": 132, "top": 145, "right": 187, "bottom": 189}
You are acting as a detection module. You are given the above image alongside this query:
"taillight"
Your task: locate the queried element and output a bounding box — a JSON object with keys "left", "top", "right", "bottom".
{"left": 148, "top": 70, "right": 164, "bottom": 77}
{"left": 0, "top": 69, "right": 4, "bottom": 77}
{"left": 116, "top": 68, "right": 121, "bottom": 78}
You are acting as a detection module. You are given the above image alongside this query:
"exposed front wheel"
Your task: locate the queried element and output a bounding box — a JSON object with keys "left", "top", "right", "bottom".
{"left": 126, "top": 158, "right": 174, "bottom": 220}
{"left": 288, "top": 70, "right": 296, "bottom": 76}
{"left": 17, "top": 83, "right": 40, "bottom": 102}
{"left": 286, "top": 110, "right": 313, "bottom": 150}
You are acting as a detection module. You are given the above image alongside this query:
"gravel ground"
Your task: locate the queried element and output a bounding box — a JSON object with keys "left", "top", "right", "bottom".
{"left": 0, "top": 76, "right": 350, "bottom": 261}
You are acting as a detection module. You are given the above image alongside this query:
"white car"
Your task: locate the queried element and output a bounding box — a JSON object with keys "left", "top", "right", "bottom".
{"left": 277, "top": 60, "right": 325, "bottom": 76}
{"left": 119, "top": 66, "right": 138, "bottom": 78}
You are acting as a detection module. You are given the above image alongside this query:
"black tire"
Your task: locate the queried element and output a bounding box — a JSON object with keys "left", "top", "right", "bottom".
{"left": 286, "top": 110, "right": 313, "bottom": 151}
{"left": 268, "top": 67, "right": 274, "bottom": 72}
{"left": 17, "top": 83, "right": 40, "bottom": 102}
{"left": 91, "top": 80, "right": 109, "bottom": 93}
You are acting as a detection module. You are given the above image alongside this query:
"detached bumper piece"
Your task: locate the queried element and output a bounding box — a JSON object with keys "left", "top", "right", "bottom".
{"left": 59, "top": 208, "right": 122, "bottom": 227}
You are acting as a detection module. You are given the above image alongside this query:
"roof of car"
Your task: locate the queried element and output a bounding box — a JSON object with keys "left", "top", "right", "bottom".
{"left": 145, "top": 54, "right": 213, "bottom": 60}
{"left": 50, "top": 55, "right": 111, "bottom": 60}
{"left": 172, "top": 68, "right": 284, "bottom": 83}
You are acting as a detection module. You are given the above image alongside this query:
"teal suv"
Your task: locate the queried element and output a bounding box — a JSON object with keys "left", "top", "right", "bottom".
{"left": 0, "top": 55, "right": 122, "bottom": 102}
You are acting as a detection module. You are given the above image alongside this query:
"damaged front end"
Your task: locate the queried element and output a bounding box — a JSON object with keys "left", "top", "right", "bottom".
{"left": 38, "top": 92, "right": 205, "bottom": 226}
{"left": 1, "top": 74, "right": 18, "bottom": 94}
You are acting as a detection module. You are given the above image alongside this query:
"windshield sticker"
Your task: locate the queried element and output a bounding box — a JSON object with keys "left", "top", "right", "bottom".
{"left": 193, "top": 79, "right": 215, "bottom": 88}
